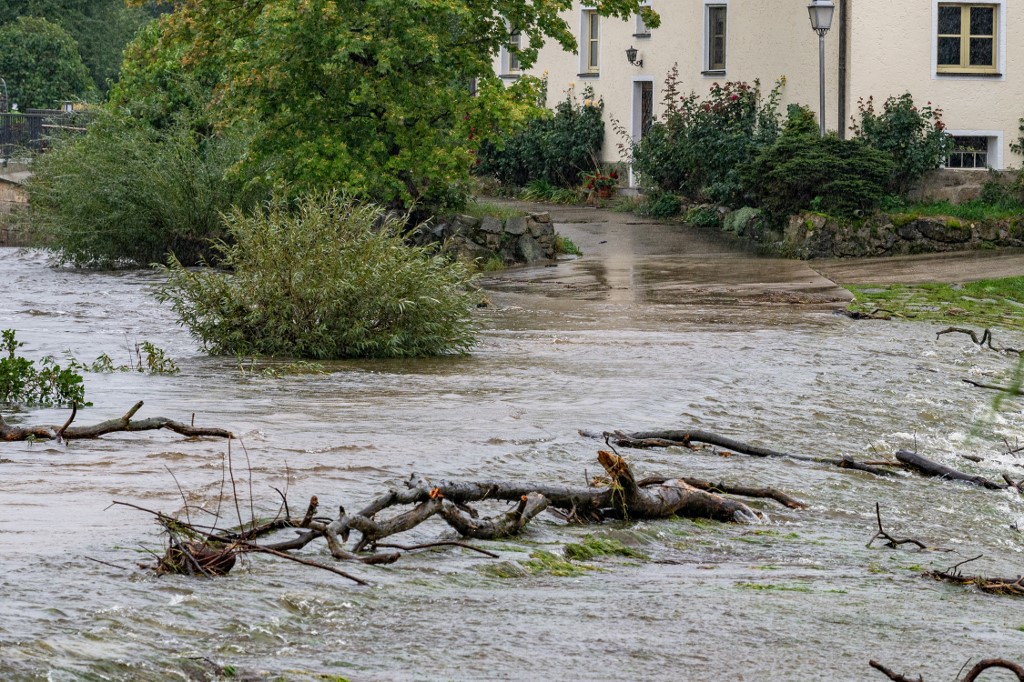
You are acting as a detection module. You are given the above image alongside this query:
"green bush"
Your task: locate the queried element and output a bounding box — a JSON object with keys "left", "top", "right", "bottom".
{"left": 637, "top": 192, "right": 682, "bottom": 218}
{"left": 156, "top": 193, "right": 482, "bottom": 360}
{"left": 851, "top": 93, "right": 953, "bottom": 195}
{"left": 26, "top": 107, "right": 265, "bottom": 268}
{"left": 0, "top": 330, "right": 88, "bottom": 408}
{"left": 631, "top": 68, "right": 784, "bottom": 204}
{"left": 476, "top": 86, "right": 604, "bottom": 189}
{"left": 742, "top": 107, "right": 895, "bottom": 221}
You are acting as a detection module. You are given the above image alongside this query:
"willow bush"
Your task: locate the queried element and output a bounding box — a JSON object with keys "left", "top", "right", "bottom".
{"left": 27, "top": 107, "right": 261, "bottom": 268}
{"left": 157, "top": 193, "right": 482, "bottom": 360}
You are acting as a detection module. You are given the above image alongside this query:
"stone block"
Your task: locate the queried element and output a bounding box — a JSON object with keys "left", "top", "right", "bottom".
{"left": 516, "top": 234, "right": 549, "bottom": 262}
{"left": 505, "top": 216, "right": 528, "bottom": 236}
{"left": 479, "top": 216, "right": 503, "bottom": 234}
{"left": 916, "top": 217, "right": 971, "bottom": 243}
{"left": 530, "top": 212, "right": 551, "bottom": 224}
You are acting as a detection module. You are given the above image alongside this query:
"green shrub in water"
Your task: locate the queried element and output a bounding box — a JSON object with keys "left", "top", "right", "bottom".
{"left": 157, "top": 193, "right": 482, "bottom": 359}
{"left": 0, "top": 330, "right": 88, "bottom": 407}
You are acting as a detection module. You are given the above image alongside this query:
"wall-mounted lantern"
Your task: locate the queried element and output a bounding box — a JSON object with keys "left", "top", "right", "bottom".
{"left": 625, "top": 46, "right": 643, "bottom": 68}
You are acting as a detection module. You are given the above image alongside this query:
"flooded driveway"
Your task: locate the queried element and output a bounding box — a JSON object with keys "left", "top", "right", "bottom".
{"left": 2, "top": 205, "right": 1023, "bottom": 681}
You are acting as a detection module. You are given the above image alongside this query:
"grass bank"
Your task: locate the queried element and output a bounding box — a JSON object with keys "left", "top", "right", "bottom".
{"left": 846, "top": 275, "right": 1024, "bottom": 331}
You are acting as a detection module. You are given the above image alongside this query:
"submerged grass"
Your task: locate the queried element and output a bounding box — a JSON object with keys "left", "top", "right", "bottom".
{"left": 846, "top": 276, "right": 1024, "bottom": 331}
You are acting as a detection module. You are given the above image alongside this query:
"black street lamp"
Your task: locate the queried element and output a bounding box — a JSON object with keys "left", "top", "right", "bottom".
{"left": 808, "top": 0, "right": 835, "bottom": 137}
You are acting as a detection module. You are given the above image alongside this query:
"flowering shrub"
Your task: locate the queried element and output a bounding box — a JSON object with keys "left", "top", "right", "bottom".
{"left": 850, "top": 93, "right": 952, "bottom": 194}
{"left": 581, "top": 168, "right": 619, "bottom": 192}
{"left": 475, "top": 86, "right": 604, "bottom": 188}
{"left": 631, "top": 66, "right": 784, "bottom": 204}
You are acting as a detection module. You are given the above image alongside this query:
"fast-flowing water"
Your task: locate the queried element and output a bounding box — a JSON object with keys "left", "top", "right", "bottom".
{"left": 2, "top": 209, "right": 1023, "bottom": 681}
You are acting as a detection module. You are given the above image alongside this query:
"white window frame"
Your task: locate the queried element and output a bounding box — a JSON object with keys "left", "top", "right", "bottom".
{"left": 500, "top": 28, "right": 522, "bottom": 76}
{"left": 944, "top": 129, "right": 1004, "bottom": 169}
{"left": 635, "top": 2, "right": 652, "bottom": 38}
{"left": 580, "top": 9, "right": 600, "bottom": 75}
{"left": 931, "top": 0, "right": 1006, "bottom": 80}
{"left": 703, "top": 2, "right": 729, "bottom": 75}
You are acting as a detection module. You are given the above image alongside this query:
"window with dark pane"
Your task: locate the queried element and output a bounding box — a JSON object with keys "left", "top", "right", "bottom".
{"left": 586, "top": 10, "right": 599, "bottom": 71}
{"left": 508, "top": 30, "right": 521, "bottom": 72}
{"left": 936, "top": 4, "right": 998, "bottom": 73}
{"left": 946, "top": 136, "right": 989, "bottom": 168}
{"left": 708, "top": 6, "right": 727, "bottom": 71}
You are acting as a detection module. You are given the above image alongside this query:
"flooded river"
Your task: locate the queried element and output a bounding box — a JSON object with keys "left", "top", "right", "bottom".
{"left": 2, "top": 208, "right": 1024, "bottom": 680}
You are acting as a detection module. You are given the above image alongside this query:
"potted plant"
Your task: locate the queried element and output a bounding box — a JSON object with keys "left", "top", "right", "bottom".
{"left": 581, "top": 168, "right": 619, "bottom": 199}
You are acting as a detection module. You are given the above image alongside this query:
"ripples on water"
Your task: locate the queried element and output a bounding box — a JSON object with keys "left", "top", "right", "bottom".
{"left": 2, "top": 244, "right": 1023, "bottom": 681}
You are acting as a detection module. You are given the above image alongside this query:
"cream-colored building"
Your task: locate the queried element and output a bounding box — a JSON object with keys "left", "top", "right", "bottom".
{"left": 496, "top": 1, "right": 1022, "bottom": 178}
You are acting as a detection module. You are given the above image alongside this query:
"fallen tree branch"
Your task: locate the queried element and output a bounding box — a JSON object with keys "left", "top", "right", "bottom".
{"left": 591, "top": 428, "right": 896, "bottom": 476}
{"left": 895, "top": 450, "right": 1005, "bottom": 490}
{"left": 962, "top": 378, "right": 1024, "bottom": 396}
{"left": 866, "top": 503, "right": 930, "bottom": 550}
{"left": 0, "top": 401, "right": 233, "bottom": 442}
{"left": 870, "top": 658, "right": 1024, "bottom": 681}
{"left": 637, "top": 475, "right": 807, "bottom": 510}
{"left": 937, "top": 326, "right": 1024, "bottom": 355}
{"left": 439, "top": 493, "right": 550, "bottom": 539}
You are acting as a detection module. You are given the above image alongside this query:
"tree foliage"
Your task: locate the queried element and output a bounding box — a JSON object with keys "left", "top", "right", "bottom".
{"left": 0, "top": 0, "right": 158, "bottom": 95}
{"left": 0, "top": 16, "right": 93, "bottom": 109}
{"left": 27, "top": 107, "right": 265, "bottom": 268}
{"left": 157, "top": 193, "right": 483, "bottom": 359}
{"left": 475, "top": 85, "right": 605, "bottom": 188}
{"left": 125, "top": 0, "right": 658, "bottom": 213}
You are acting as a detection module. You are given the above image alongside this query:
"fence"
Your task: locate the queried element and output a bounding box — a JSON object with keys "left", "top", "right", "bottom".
{"left": 0, "top": 110, "right": 88, "bottom": 160}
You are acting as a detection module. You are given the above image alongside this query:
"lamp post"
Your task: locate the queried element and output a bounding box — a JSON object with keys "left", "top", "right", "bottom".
{"left": 807, "top": 0, "right": 835, "bottom": 137}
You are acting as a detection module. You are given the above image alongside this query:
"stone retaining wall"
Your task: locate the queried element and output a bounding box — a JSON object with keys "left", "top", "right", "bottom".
{"left": 411, "top": 211, "right": 556, "bottom": 265}
{"left": 719, "top": 205, "right": 1024, "bottom": 259}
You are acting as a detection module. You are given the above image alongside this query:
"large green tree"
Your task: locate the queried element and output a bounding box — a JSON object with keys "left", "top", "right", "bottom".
{"left": 121, "top": 0, "right": 658, "bottom": 213}
{"left": 0, "top": 1, "right": 159, "bottom": 95}
{"left": 0, "top": 16, "right": 93, "bottom": 109}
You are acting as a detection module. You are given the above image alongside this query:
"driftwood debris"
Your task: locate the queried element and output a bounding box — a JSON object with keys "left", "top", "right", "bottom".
{"left": 895, "top": 450, "right": 1007, "bottom": 490}
{"left": 128, "top": 450, "right": 786, "bottom": 582}
{"left": 0, "top": 401, "right": 232, "bottom": 442}
{"left": 865, "top": 503, "right": 950, "bottom": 552}
{"left": 926, "top": 555, "right": 1024, "bottom": 597}
{"left": 593, "top": 428, "right": 896, "bottom": 476}
{"left": 871, "top": 658, "right": 1024, "bottom": 681}
{"left": 936, "top": 326, "right": 1024, "bottom": 355}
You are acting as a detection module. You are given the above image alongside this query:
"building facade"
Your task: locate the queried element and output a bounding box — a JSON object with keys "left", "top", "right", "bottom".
{"left": 496, "top": 1, "right": 1022, "bottom": 177}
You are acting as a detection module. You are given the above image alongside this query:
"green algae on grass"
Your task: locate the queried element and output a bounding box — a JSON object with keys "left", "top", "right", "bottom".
{"left": 846, "top": 276, "right": 1024, "bottom": 331}
{"left": 482, "top": 550, "right": 595, "bottom": 579}
{"left": 736, "top": 582, "right": 814, "bottom": 593}
{"left": 563, "top": 536, "right": 648, "bottom": 562}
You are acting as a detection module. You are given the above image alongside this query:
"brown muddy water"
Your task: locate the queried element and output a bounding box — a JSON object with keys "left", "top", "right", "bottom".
{"left": 2, "top": 210, "right": 1024, "bottom": 681}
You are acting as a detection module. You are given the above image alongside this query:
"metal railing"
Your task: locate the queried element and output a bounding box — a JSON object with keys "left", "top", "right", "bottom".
{"left": 0, "top": 110, "right": 89, "bottom": 160}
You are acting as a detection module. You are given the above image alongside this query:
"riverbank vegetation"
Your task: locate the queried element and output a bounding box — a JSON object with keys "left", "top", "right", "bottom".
{"left": 846, "top": 276, "right": 1024, "bottom": 331}
{"left": 157, "top": 193, "right": 482, "bottom": 359}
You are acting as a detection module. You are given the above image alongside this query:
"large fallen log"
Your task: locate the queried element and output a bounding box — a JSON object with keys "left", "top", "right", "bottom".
{"left": 871, "top": 658, "right": 1024, "bottom": 681}
{"left": 597, "top": 450, "right": 762, "bottom": 523}
{"left": 0, "top": 401, "right": 232, "bottom": 442}
{"left": 895, "top": 450, "right": 1006, "bottom": 490}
